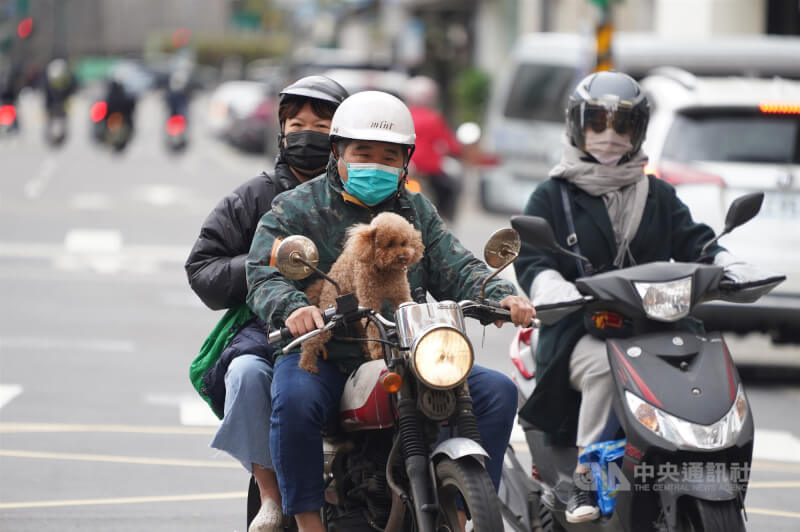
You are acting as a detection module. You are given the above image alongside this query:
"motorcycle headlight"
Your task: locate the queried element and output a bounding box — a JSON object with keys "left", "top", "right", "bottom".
{"left": 634, "top": 276, "right": 692, "bottom": 322}
{"left": 412, "top": 326, "right": 474, "bottom": 389}
{"left": 626, "top": 385, "right": 748, "bottom": 450}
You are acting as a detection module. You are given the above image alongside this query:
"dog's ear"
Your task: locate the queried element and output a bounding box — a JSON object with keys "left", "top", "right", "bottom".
{"left": 347, "top": 223, "right": 376, "bottom": 263}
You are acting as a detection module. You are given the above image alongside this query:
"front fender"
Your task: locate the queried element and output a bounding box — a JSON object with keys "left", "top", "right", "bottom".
{"left": 432, "top": 437, "right": 489, "bottom": 462}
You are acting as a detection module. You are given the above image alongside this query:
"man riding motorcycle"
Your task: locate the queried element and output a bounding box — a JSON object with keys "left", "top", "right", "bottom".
{"left": 512, "top": 71, "right": 776, "bottom": 524}
{"left": 245, "top": 90, "right": 534, "bottom": 531}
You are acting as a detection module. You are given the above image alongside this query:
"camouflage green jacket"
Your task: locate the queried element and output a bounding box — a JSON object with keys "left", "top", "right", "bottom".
{"left": 245, "top": 162, "right": 516, "bottom": 370}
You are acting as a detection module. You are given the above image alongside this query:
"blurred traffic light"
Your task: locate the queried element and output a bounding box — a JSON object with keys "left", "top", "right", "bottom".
{"left": 17, "top": 17, "right": 33, "bottom": 39}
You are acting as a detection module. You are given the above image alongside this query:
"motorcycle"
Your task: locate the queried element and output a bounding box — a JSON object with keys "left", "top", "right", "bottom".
{"left": 499, "top": 192, "right": 785, "bottom": 532}
{"left": 164, "top": 112, "right": 188, "bottom": 152}
{"left": 252, "top": 228, "right": 533, "bottom": 531}
{"left": 90, "top": 80, "right": 136, "bottom": 152}
{"left": 45, "top": 99, "right": 68, "bottom": 147}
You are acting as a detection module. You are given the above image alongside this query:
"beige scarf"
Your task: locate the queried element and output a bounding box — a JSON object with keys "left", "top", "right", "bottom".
{"left": 549, "top": 136, "right": 649, "bottom": 267}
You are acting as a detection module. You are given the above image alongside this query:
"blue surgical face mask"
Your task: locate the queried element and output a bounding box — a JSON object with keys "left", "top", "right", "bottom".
{"left": 342, "top": 162, "right": 403, "bottom": 206}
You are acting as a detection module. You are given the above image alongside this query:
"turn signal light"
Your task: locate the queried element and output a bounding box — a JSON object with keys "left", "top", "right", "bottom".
{"left": 381, "top": 371, "right": 403, "bottom": 393}
{"left": 759, "top": 102, "right": 800, "bottom": 115}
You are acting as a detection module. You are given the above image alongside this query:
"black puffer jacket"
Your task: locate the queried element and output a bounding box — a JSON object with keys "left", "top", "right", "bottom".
{"left": 186, "top": 159, "right": 300, "bottom": 309}
{"left": 185, "top": 158, "right": 300, "bottom": 414}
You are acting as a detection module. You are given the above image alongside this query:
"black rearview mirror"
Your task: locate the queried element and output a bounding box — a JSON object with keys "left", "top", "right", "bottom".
{"left": 724, "top": 192, "right": 764, "bottom": 232}
{"left": 510, "top": 215, "right": 560, "bottom": 251}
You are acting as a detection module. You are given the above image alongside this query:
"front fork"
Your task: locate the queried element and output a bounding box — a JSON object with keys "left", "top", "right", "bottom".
{"left": 394, "top": 375, "right": 483, "bottom": 532}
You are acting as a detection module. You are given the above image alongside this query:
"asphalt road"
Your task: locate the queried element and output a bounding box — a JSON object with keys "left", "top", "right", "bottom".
{"left": 1, "top": 89, "right": 799, "bottom": 531}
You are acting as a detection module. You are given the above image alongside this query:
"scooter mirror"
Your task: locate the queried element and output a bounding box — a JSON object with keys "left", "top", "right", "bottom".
{"left": 510, "top": 216, "right": 559, "bottom": 251}
{"left": 724, "top": 192, "right": 764, "bottom": 233}
{"left": 455, "top": 122, "right": 481, "bottom": 146}
{"left": 484, "top": 228, "right": 521, "bottom": 268}
{"left": 274, "top": 235, "right": 319, "bottom": 280}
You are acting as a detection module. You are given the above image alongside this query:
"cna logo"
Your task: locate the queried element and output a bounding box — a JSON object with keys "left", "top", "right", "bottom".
{"left": 370, "top": 121, "right": 395, "bottom": 130}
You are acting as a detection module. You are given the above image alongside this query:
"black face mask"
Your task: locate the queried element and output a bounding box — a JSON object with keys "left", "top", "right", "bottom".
{"left": 281, "top": 130, "right": 331, "bottom": 172}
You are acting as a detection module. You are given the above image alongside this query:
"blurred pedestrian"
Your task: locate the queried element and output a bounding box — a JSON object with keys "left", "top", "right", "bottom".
{"left": 404, "top": 75, "right": 463, "bottom": 222}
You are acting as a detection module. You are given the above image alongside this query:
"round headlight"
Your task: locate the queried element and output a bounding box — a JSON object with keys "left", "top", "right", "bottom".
{"left": 412, "top": 327, "right": 474, "bottom": 389}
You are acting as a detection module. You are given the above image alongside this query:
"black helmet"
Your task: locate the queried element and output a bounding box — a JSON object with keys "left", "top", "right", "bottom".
{"left": 566, "top": 71, "right": 649, "bottom": 160}
{"left": 279, "top": 75, "right": 349, "bottom": 107}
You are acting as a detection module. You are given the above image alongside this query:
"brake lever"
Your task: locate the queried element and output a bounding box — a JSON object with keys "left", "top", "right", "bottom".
{"left": 281, "top": 321, "right": 337, "bottom": 353}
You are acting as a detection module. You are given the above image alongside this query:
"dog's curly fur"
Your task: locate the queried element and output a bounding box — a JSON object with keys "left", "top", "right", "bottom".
{"left": 300, "top": 212, "right": 424, "bottom": 373}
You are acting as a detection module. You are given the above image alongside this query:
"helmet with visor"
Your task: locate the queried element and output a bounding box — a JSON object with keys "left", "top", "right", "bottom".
{"left": 566, "top": 71, "right": 650, "bottom": 162}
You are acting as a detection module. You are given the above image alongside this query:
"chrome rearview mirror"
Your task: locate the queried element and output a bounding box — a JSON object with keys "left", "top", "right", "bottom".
{"left": 484, "top": 228, "right": 521, "bottom": 268}
{"left": 479, "top": 228, "right": 521, "bottom": 299}
{"left": 275, "top": 235, "right": 320, "bottom": 280}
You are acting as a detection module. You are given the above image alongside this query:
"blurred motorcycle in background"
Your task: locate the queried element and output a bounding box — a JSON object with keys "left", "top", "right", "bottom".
{"left": 90, "top": 77, "right": 136, "bottom": 152}
{"left": 43, "top": 58, "right": 77, "bottom": 148}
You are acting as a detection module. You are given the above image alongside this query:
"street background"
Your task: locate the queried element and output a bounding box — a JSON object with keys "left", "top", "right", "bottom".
{"left": 1, "top": 0, "right": 800, "bottom": 530}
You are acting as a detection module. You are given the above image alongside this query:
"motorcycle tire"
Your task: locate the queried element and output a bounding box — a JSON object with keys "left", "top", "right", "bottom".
{"left": 679, "top": 498, "right": 746, "bottom": 532}
{"left": 537, "top": 499, "right": 566, "bottom": 532}
{"left": 435, "top": 457, "right": 504, "bottom": 531}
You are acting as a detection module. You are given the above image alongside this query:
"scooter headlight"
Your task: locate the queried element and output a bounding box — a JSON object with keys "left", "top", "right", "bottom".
{"left": 634, "top": 276, "right": 692, "bottom": 322}
{"left": 626, "top": 385, "right": 748, "bottom": 450}
{"left": 412, "top": 326, "right": 474, "bottom": 389}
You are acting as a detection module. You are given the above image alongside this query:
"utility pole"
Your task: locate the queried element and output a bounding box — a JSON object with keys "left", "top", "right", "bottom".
{"left": 589, "top": 0, "right": 616, "bottom": 72}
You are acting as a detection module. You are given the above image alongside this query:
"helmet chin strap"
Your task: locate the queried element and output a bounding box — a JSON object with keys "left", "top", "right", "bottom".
{"left": 398, "top": 145, "right": 416, "bottom": 189}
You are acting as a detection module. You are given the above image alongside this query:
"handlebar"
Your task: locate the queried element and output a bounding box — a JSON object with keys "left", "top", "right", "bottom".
{"left": 459, "top": 299, "right": 541, "bottom": 329}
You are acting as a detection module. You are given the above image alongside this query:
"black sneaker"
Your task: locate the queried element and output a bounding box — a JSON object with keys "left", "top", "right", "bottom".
{"left": 565, "top": 470, "right": 600, "bottom": 523}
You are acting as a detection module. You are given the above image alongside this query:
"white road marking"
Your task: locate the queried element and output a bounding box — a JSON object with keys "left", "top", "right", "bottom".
{"left": 0, "top": 238, "right": 189, "bottom": 276}
{"left": 69, "top": 193, "right": 113, "bottom": 211}
{"left": 0, "top": 384, "right": 22, "bottom": 409}
{"left": 0, "top": 336, "right": 135, "bottom": 353}
{"left": 64, "top": 229, "right": 123, "bottom": 253}
{"left": 144, "top": 394, "right": 221, "bottom": 427}
{"left": 754, "top": 429, "right": 800, "bottom": 464}
{"left": 23, "top": 156, "right": 57, "bottom": 199}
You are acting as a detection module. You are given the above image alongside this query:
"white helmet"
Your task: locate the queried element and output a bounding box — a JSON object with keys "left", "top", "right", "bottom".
{"left": 330, "top": 90, "right": 416, "bottom": 146}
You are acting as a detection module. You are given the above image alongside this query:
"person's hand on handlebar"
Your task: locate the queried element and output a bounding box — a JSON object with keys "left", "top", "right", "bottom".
{"left": 497, "top": 295, "right": 536, "bottom": 328}
{"left": 286, "top": 306, "right": 325, "bottom": 337}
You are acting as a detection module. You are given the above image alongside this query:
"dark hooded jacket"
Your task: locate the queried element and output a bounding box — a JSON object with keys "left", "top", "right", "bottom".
{"left": 185, "top": 158, "right": 301, "bottom": 415}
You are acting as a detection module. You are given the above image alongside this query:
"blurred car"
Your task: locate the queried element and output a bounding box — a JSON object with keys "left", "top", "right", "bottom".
{"left": 207, "top": 80, "right": 279, "bottom": 155}
{"left": 479, "top": 32, "right": 800, "bottom": 214}
{"left": 640, "top": 69, "right": 800, "bottom": 343}
{"left": 322, "top": 68, "right": 408, "bottom": 98}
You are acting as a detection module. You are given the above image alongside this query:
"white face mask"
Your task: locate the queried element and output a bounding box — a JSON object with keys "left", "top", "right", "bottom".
{"left": 584, "top": 129, "right": 633, "bottom": 166}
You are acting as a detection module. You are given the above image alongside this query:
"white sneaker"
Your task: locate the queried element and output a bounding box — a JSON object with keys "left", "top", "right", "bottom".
{"left": 249, "top": 498, "right": 283, "bottom": 532}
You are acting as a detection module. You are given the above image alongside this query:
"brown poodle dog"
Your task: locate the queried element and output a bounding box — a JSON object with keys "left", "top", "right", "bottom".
{"left": 300, "top": 212, "right": 425, "bottom": 373}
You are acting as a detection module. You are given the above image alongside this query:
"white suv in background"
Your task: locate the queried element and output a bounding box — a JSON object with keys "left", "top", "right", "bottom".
{"left": 641, "top": 69, "right": 800, "bottom": 343}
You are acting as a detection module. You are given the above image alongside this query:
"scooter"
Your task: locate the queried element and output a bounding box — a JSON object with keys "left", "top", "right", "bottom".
{"left": 499, "top": 192, "right": 785, "bottom": 532}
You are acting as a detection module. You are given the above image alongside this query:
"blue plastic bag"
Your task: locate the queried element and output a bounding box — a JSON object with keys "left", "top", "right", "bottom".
{"left": 578, "top": 438, "right": 626, "bottom": 516}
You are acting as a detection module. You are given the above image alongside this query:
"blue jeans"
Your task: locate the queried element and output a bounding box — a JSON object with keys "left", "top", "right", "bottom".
{"left": 270, "top": 354, "right": 517, "bottom": 515}
{"left": 210, "top": 355, "right": 274, "bottom": 472}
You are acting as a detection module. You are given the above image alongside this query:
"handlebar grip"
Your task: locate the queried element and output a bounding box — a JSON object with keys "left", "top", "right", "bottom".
{"left": 268, "top": 327, "right": 294, "bottom": 344}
